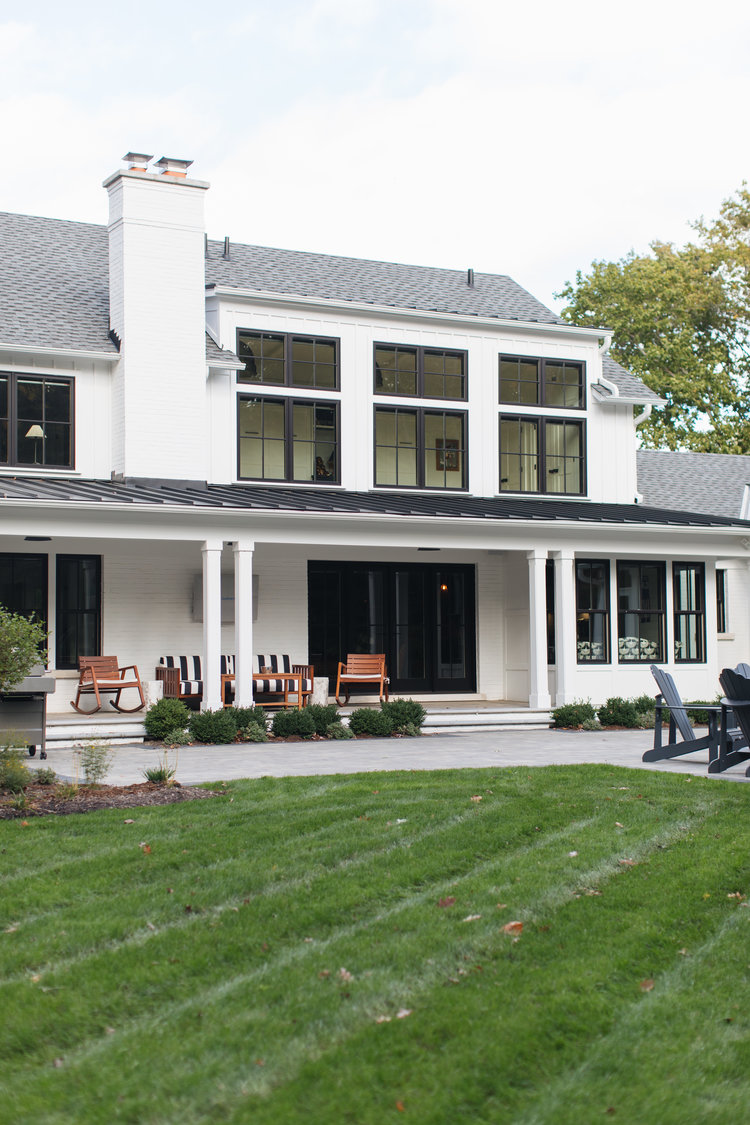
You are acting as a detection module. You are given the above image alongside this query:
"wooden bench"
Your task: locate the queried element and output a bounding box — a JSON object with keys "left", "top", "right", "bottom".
{"left": 71, "top": 656, "right": 145, "bottom": 714}
{"left": 335, "top": 653, "right": 389, "bottom": 706}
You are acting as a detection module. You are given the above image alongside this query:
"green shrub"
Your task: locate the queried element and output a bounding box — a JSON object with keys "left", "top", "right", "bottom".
{"left": 189, "top": 709, "right": 238, "bottom": 744}
{"left": 76, "top": 742, "right": 113, "bottom": 786}
{"left": 143, "top": 754, "right": 177, "bottom": 784}
{"left": 33, "top": 766, "right": 57, "bottom": 785}
{"left": 597, "top": 697, "right": 640, "bottom": 728}
{"left": 240, "top": 723, "right": 268, "bottom": 743}
{"left": 271, "top": 709, "right": 316, "bottom": 739}
{"left": 305, "top": 703, "right": 340, "bottom": 735}
{"left": 633, "top": 694, "right": 656, "bottom": 713}
{"left": 162, "top": 727, "right": 193, "bottom": 747}
{"left": 381, "top": 698, "right": 426, "bottom": 732}
{"left": 581, "top": 716, "right": 602, "bottom": 731}
{"left": 145, "top": 697, "right": 191, "bottom": 740}
{"left": 551, "top": 700, "right": 597, "bottom": 728}
{"left": 348, "top": 708, "right": 394, "bottom": 737}
{"left": 327, "top": 722, "right": 354, "bottom": 740}
{"left": 0, "top": 746, "right": 30, "bottom": 793}
{"left": 0, "top": 607, "right": 47, "bottom": 692}
{"left": 226, "top": 705, "right": 267, "bottom": 731}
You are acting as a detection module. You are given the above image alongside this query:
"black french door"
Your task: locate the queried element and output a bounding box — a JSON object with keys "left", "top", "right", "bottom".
{"left": 308, "top": 562, "right": 475, "bottom": 694}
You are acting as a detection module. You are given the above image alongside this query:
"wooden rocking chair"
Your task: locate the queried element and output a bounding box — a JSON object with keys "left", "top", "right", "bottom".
{"left": 71, "top": 656, "right": 146, "bottom": 714}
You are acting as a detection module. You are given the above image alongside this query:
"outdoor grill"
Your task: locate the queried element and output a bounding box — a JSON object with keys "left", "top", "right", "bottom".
{"left": 0, "top": 673, "right": 55, "bottom": 760}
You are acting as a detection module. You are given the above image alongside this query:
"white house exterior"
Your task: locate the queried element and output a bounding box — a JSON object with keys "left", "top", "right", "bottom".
{"left": 1, "top": 153, "right": 749, "bottom": 715}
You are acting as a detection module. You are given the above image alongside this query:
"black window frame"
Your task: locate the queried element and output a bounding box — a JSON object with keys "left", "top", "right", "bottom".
{"left": 373, "top": 343, "right": 468, "bottom": 401}
{"left": 55, "top": 555, "right": 101, "bottom": 671}
{"left": 673, "top": 562, "right": 706, "bottom": 664}
{"left": 716, "top": 567, "right": 728, "bottom": 634}
{"left": 498, "top": 414, "right": 586, "bottom": 496}
{"left": 237, "top": 394, "right": 340, "bottom": 484}
{"left": 499, "top": 354, "right": 586, "bottom": 410}
{"left": 0, "top": 372, "right": 74, "bottom": 469}
{"left": 0, "top": 552, "right": 48, "bottom": 628}
{"left": 616, "top": 561, "right": 666, "bottom": 664}
{"left": 236, "top": 330, "right": 340, "bottom": 391}
{"left": 374, "top": 406, "right": 468, "bottom": 491}
{"left": 575, "top": 559, "right": 610, "bottom": 664}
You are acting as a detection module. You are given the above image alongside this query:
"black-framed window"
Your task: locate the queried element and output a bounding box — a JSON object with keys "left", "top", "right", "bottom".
{"left": 238, "top": 396, "right": 339, "bottom": 483}
{"left": 374, "top": 407, "right": 466, "bottom": 490}
{"left": 674, "top": 562, "right": 706, "bottom": 663}
{"left": 576, "top": 560, "right": 610, "bottom": 663}
{"left": 237, "top": 331, "right": 339, "bottom": 390}
{"left": 0, "top": 553, "right": 47, "bottom": 626}
{"left": 716, "top": 568, "right": 728, "bottom": 633}
{"left": 56, "top": 555, "right": 101, "bottom": 670}
{"left": 0, "top": 373, "right": 73, "bottom": 468}
{"left": 374, "top": 345, "right": 467, "bottom": 400}
{"left": 617, "top": 561, "right": 665, "bottom": 663}
{"left": 499, "top": 355, "right": 585, "bottom": 409}
{"left": 499, "top": 415, "right": 585, "bottom": 495}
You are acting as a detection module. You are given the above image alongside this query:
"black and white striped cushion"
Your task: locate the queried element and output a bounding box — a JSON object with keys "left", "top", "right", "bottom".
{"left": 257, "top": 654, "right": 291, "bottom": 675}
{"left": 159, "top": 655, "right": 203, "bottom": 696}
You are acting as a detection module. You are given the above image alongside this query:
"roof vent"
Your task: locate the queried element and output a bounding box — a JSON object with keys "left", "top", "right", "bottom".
{"left": 222, "top": 236, "right": 230, "bottom": 260}
{"left": 153, "top": 156, "right": 193, "bottom": 178}
{"left": 467, "top": 268, "right": 475, "bottom": 287}
{"left": 122, "top": 151, "right": 153, "bottom": 171}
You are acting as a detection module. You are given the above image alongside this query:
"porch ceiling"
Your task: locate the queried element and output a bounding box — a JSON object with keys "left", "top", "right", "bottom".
{"left": 0, "top": 476, "right": 748, "bottom": 531}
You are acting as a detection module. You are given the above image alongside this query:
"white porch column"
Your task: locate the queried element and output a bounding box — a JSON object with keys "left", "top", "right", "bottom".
{"left": 201, "top": 539, "right": 223, "bottom": 711}
{"left": 552, "top": 550, "right": 576, "bottom": 705}
{"left": 233, "top": 540, "right": 255, "bottom": 707}
{"left": 527, "top": 548, "right": 551, "bottom": 710}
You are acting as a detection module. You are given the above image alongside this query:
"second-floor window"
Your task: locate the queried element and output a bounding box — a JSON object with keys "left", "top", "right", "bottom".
{"left": 374, "top": 345, "right": 466, "bottom": 399}
{"left": 237, "top": 331, "right": 339, "bottom": 389}
{"left": 499, "top": 355, "right": 585, "bottom": 409}
{"left": 374, "top": 407, "right": 466, "bottom": 489}
{"left": 499, "top": 416, "right": 585, "bottom": 495}
{"left": 0, "top": 373, "right": 73, "bottom": 469}
{"left": 238, "top": 397, "right": 339, "bottom": 483}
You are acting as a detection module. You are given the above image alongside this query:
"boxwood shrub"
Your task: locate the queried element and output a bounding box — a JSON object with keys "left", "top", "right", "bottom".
{"left": 305, "top": 703, "right": 340, "bottom": 735}
{"left": 145, "top": 697, "right": 191, "bottom": 740}
{"left": 348, "top": 708, "right": 394, "bottom": 737}
{"left": 226, "top": 705, "right": 267, "bottom": 731}
{"left": 188, "top": 708, "right": 238, "bottom": 745}
{"left": 380, "top": 698, "right": 426, "bottom": 732}
{"left": 550, "top": 700, "right": 597, "bottom": 729}
{"left": 271, "top": 708, "right": 316, "bottom": 739}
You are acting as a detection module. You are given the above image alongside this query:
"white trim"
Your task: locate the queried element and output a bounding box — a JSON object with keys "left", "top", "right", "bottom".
{"left": 0, "top": 341, "right": 118, "bottom": 363}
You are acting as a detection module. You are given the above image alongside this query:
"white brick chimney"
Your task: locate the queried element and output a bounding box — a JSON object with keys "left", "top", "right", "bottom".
{"left": 104, "top": 153, "right": 209, "bottom": 480}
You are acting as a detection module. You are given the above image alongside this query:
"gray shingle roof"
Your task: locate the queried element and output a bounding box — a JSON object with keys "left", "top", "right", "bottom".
{"left": 205, "top": 332, "right": 242, "bottom": 368}
{"left": 1, "top": 475, "right": 748, "bottom": 529}
{"left": 0, "top": 211, "right": 116, "bottom": 354}
{"left": 601, "top": 355, "right": 662, "bottom": 404}
{"left": 637, "top": 449, "right": 750, "bottom": 519}
{"left": 204, "top": 239, "right": 566, "bottom": 324}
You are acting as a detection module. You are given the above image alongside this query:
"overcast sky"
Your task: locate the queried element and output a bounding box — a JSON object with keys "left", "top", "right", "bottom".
{"left": 2, "top": 0, "right": 749, "bottom": 311}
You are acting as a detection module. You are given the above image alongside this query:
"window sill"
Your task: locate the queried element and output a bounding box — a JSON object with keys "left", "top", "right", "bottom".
{"left": 718, "top": 633, "right": 735, "bottom": 642}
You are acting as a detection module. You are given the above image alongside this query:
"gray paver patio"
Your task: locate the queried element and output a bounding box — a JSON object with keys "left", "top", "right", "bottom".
{"left": 38, "top": 728, "right": 750, "bottom": 786}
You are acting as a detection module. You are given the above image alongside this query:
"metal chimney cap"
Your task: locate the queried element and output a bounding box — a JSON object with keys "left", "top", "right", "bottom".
{"left": 122, "top": 152, "right": 154, "bottom": 170}
{"left": 153, "top": 156, "right": 194, "bottom": 177}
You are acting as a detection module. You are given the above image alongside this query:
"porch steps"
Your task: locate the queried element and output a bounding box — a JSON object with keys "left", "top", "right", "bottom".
{"left": 421, "top": 707, "right": 551, "bottom": 734}
{"left": 45, "top": 714, "right": 147, "bottom": 749}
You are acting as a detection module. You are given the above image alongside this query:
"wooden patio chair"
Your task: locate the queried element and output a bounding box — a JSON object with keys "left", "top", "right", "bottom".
{"left": 156, "top": 655, "right": 203, "bottom": 704}
{"left": 335, "top": 653, "right": 389, "bottom": 706}
{"left": 716, "top": 666, "right": 750, "bottom": 776}
{"left": 254, "top": 654, "right": 314, "bottom": 708}
{"left": 71, "top": 656, "right": 145, "bottom": 714}
{"left": 642, "top": 663, "right": 744, "bottom": 770}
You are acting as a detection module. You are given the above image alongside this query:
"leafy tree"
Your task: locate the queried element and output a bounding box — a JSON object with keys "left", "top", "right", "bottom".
{"left": 0, "top": 607, "right": 47, "bottom": 692}
{"left": 556, "top": 187, "right": 750, "bottom": 451}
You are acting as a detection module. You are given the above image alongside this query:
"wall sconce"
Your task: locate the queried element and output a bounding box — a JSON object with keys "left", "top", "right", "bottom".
{"left": 25, "top": 424, "right": 44, "bottom": 465}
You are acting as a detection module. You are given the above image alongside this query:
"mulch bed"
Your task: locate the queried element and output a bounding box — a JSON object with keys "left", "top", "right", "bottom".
{"left": 0, "top": 781, "right": 226, "bottom": 820}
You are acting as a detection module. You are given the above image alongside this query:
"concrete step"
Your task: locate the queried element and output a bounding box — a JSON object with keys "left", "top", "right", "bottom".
{"left": 422, "top": 708, "right": 551, "bottom": 734}
{"left": 46, "top": 714, "right": 147, "bottom": 748}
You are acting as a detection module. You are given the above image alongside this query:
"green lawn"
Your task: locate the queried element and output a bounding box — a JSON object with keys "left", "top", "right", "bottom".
{"left": 2, "top": 765, "right": 750, "bottom": 1124}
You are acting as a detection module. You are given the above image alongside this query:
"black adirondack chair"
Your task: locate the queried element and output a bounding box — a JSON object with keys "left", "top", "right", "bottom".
{"left": 643, "top": 664, "right": 744, "bottom": 770}
{"left": 717, "top": 666, "right": 750, "bottom": 777}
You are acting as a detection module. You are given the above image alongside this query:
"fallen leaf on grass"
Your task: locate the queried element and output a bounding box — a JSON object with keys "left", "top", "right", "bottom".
{"left": 619, "top": 859, "right": 636, "bottom": 867}
{"left": 146, "top": 922, "right": 157, "bottom": 932}
{"left": 470, "top": 795, "right": 482, "bottom": 802}
{"left": 375, "top": 1015, "right": 391, "bottom": 1023}
{"left": 615, "top": 822, "right": 625, "bottom": 828}
{"left": 318, "top": 970, "right": 330, "bottom": 979}
{"left": 702, "top": 893, "right": 711, "bottom": 900}
{"left": 140, "top": 843, "right": 151, "bottom": 854}
{"left": 20, "top": 821, "right": 29, "bottom": 827}
{"left": 462, "top": 914, "right": 482, "bottom": 922}
{"left": 124, "top": 818, "right": 135, "bottom": 824}
{"left": 502, "top": 921, "right": 523, "bottom": 935}
{"left": 396, "top": 1008, "right": 412, "bottom": 1019}
{"left": 4, "top": 924, "right": 19, "bottom": 934}
{"left": 338, "top": 968, "right": 353, "bottom": 982}
{"left": 639, "top": 979, "right": 654, "bottom": 992}
{"left": 568, "top": 851, "right": 578, "bottom": 857}
{"left": 438, "top": 896, "right": 456, "bottom": 908}
{"left": 396, "top": 1100, "right": 406, "bottom": 1112}
{"left": 496, "top": 903, "right": 507, "bottom": 910}
{"left": 678, "top": 948, "right": 688, "bottom": 956}
{"left": 30, "top": 974, "right": 41, "bottom": 983}
{"left": 728, "top": 892, "right": 746, "bottom": 900}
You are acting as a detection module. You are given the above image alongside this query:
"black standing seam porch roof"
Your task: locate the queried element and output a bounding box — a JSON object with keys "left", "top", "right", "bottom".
{"left": 0, "top": 476, "right": 748, "bottom": 530}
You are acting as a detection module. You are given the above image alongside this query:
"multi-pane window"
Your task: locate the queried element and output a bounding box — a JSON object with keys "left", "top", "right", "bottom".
{"left": 576, "top": 560, "right": 610, "bottom": 663}
{"left": 56, "top": 555, "right": 101, "bottom": 670}
{"left": 0, "top": 374, "right": 73, "bottom": 468}
{"left": 374, "top": 408, "right": 466, "bottom": 489}
{"left": 673, "top": 563, "right": 705, "bottom": 663}
{"left": 499, "top": 356, "right": 585, "bottom": 409}
{"left": 716, "top": 568, "right": 728, "bottom": 633}
{"left": 617, "top": 561, "right": 665, "bottom": 663}
{"left": 499, "top": 416, "right": 585, "bottom": 495}
{"left": 237, "top": 331, "right": 339, "bottom": 389}
{"left": 238, "top": 397, "right": 339, "bottom": 483}
{"left": 374, "top": 345, "right": 466, "bottom": 399}
{"left": 0, "top": 553, "right": 47, "bottom": 625}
